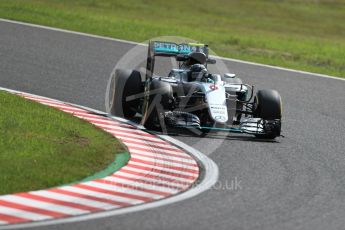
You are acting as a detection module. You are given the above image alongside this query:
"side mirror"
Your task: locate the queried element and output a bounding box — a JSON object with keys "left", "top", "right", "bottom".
{"left": 224, "top": 73, "right": 236, "bottom": 78}
{"left": 207, "top": 58, "right": 216, "bottom": 64}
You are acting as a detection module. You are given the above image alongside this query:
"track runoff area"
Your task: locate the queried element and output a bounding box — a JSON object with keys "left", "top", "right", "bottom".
{"left": 0, "top": 88, "right": 218, "bottom": 229}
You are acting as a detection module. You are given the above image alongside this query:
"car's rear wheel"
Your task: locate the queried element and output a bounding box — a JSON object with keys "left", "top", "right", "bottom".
{"left": 253, "top": 89, "right": 282, "bottom": 139}
{"left": 110, "top": 69, "right": 143, "bottom": 119}
{"left": 143, "top": 80, "right": 173, "bottom": 131}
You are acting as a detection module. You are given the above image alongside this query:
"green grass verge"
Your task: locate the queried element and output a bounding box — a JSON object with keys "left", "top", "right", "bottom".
{"left": 0, "top": 0, "right": 344, "bottom": 77}
{"left": 0, "top": 91, "right": 127, "bottom": 195}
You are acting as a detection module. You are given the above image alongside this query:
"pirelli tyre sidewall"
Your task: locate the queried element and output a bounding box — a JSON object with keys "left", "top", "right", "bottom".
{"left": 110, "top": 69, "right": 143, "bottom": 119}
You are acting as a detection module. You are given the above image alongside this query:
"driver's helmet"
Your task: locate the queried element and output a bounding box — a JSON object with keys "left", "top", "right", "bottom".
{"left": 189, "top": 64, "right": 208, "bottom": 81}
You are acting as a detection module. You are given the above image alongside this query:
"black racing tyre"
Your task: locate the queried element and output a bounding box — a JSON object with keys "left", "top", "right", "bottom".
{"left": 254, "top": 89, "right": 282, "bottom": 120}
{"left": 143, "top": 80, "right": 173, "bottom": 131}
{"left": 253, "top": 89, "right": 282, "bottom": 139}
{"left": 110, "top": 69, "right": 143, "bottom": 119}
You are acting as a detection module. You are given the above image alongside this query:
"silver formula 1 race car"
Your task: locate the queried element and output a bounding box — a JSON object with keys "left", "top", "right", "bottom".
{"left": 110, "top": 41, "right": 282, "bottom": 139}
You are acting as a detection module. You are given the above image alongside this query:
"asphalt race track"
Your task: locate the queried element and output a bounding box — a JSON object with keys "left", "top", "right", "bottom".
{"left": 1, "top": 20, "right": 345, "bottom": 230}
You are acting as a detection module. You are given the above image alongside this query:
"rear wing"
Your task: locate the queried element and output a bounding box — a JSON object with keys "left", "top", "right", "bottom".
{"left": 152, "top": 41, "right": 209, "bottom": 57}
{"left": 146, "top": 41, "right": 209, "bottom": 80}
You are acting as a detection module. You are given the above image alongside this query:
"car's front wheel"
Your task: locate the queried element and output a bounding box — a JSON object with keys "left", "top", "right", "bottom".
{"left": 253, "top": 89, "right": 282, "bottom": 139}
